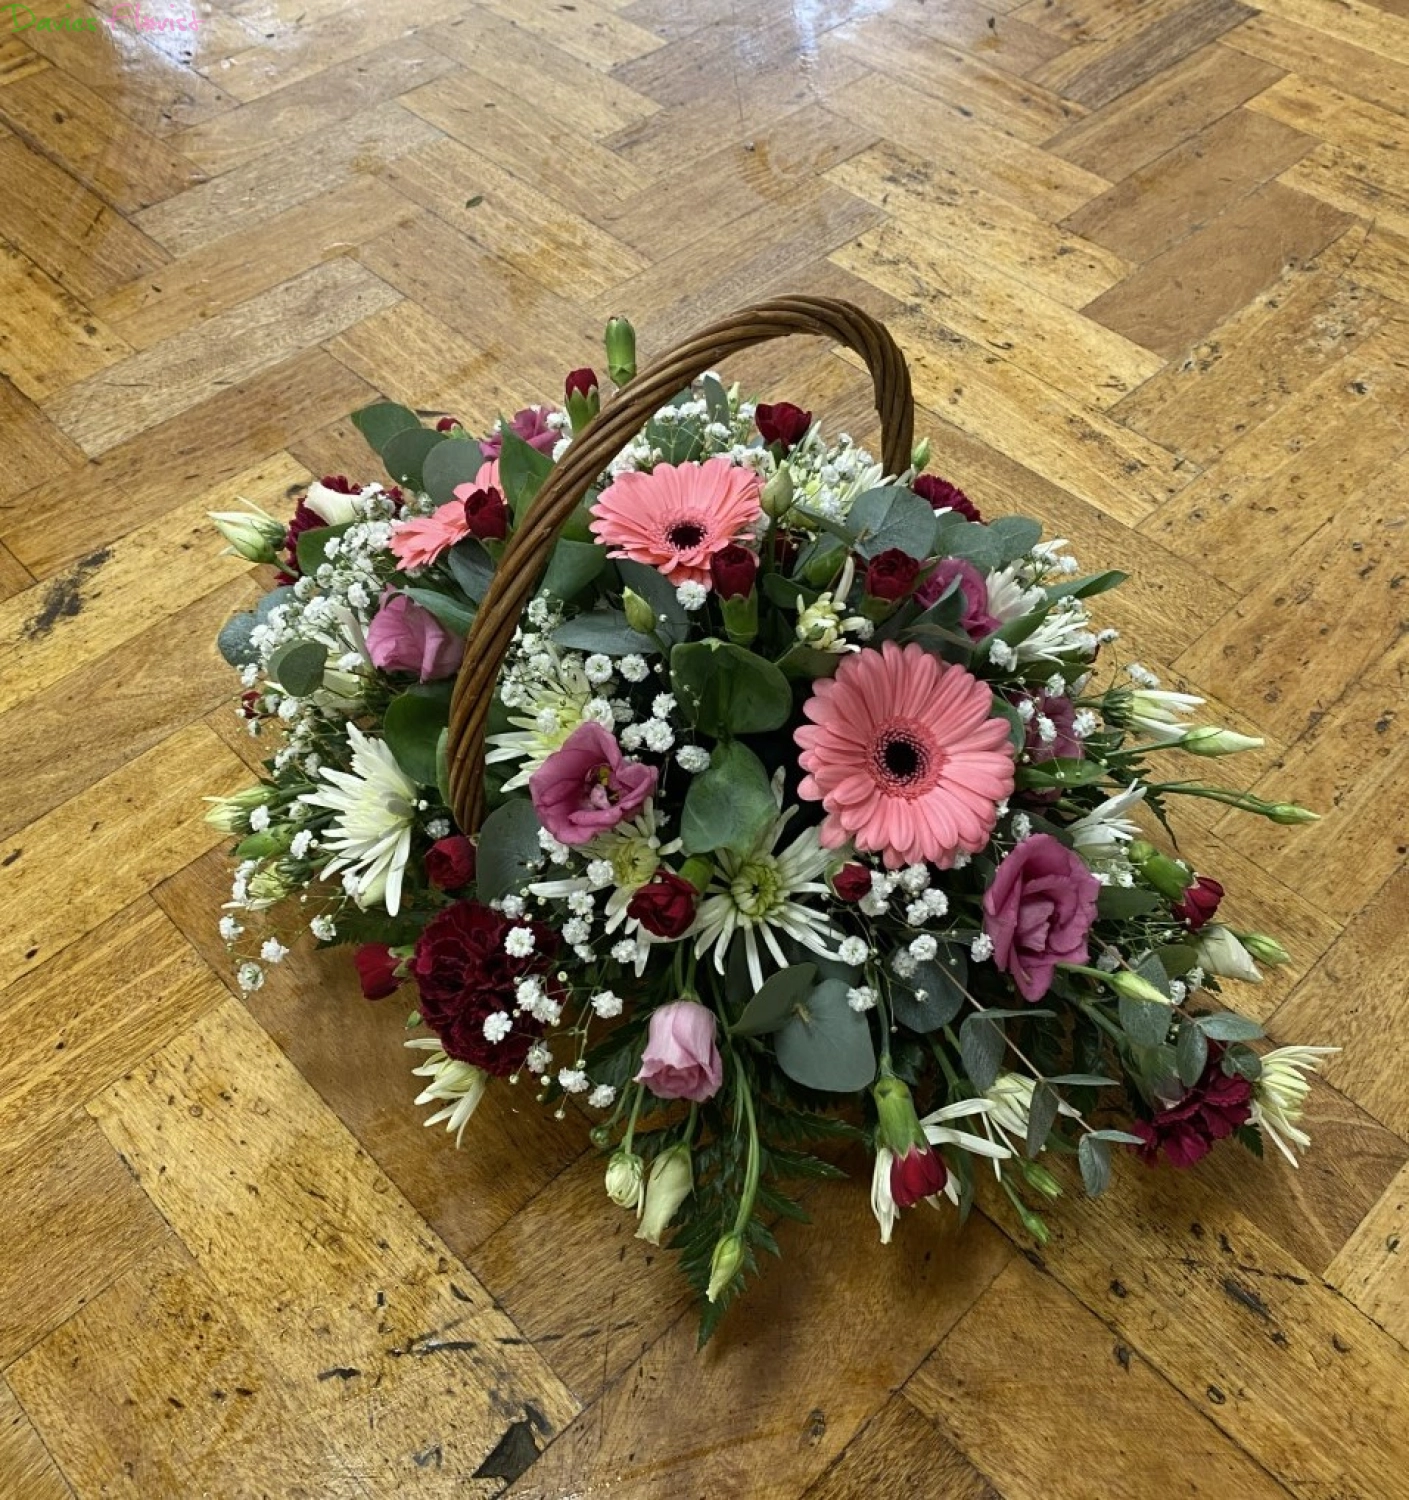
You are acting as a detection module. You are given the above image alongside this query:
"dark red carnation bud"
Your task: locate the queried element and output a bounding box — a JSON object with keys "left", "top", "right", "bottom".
{"left": 435, "top": 416, "right": 462, "bottom": 433}
{"left": 354, "top": 943, "right": 402, "bottom": 1000}
{"left": 240, "top": 689, "right": 263, "bottom": 721}
{"left": 832, "top": 863, "right": 873, "bottom": 903}
{"left": 709, "top": 543, "right": 759, "bottom": 600}
{"left": 1172, "top": 875, "right": 1224, "bottom": 931}
{"left": 282, "top": 498, "right": 325, "bottom": 577}
{"left": 913, "top": 473, "right": 983, "bottom": 524}
{"left": 755, "top": 401, "right": 812, "bottom": 449}
{"left": 426, "top": 835, "right": 477, "bottom": 891}
{"left": 770, "top": 530, "right": 800, "bottom": 572}
{"left": 626, "top": 870, "right": 699, "bottom": 939}
{"left": 565, "top": 367, "right": 598, "bottom": 399}
{"left": 319, "top": 474, "right": 359, "bottom": 494}
{"left": 461, "top": 485, "right": 509, "bottom": 542}
{"left": 864, "top": 547, "right": 922, "bottom": 603}
{"left": 889, "top": 1145, "right": 947, "bottom": 1208}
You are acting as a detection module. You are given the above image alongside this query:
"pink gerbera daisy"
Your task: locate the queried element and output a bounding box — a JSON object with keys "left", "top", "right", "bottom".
{"left": 589, "top": 458, "right": 762, "bottom": 587}
{"left": 795, "top": 641, "right": 1016, "bottom": 869}
{"left": 390, "top": 459, "right": 501, "bottom": 570}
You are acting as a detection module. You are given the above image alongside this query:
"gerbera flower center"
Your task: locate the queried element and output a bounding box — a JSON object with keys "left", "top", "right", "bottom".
{"left": 666, "top": 519, "right": 707, "bottom": 550}
{"left": 730, "top": 856, "right": 782, "bottom": 919}
{"left": 871, "top": 722, "right": 942, "bottom": 796}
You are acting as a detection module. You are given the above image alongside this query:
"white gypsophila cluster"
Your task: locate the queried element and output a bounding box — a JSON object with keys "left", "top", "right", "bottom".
{"left": 605, "top": 380, "right": 761, "bottom": 479}
{"left": 785, "top": 428, "right": 884, "bottom": 522}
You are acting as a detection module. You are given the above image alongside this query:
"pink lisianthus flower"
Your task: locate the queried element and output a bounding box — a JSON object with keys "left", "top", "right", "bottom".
{"left": 635, "top": 999, "right": 723, "bottom": 1102}
{"left": 365, "top": 591, "right": 465, "bottom": 682}
{"left": 529, "top": 722, "right": 657, "bottom": 846}
{"left": 589, "top": 458, "right": 762, "bottom": 587}
{"left": 795, "top": 641, "right": 1015, "bottom": 869}
{"left": 982, "top": 834, "right": 1100, "bottom": 1001}
{"left": 916, "top": 558, "right": 1000, "bottom": 639}
{"left": 389, "top": 459, "right": 500, "bottom": 570}
{"left": 480, "top": 406, "right": 557, "bottom": 459}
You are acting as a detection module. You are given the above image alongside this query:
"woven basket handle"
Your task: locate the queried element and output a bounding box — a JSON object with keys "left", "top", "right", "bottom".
{"left": 446, "top": 294, "right": 915, "bottom": 832}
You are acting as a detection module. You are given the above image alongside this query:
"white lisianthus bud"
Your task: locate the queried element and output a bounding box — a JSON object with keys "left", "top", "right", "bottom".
{"left": 1178, "top": 726, "right": 1266, "bottom": 757}
{"left": 1239, "top": 932, "right": 1291, "bottom": 966}
{"left": 210, "top": 507, "right": 286, "bottom": 563}
{"left": 761, "top": 465, "right": 794, "bottom": 519}
{"left": 303, "top": 480, "right": 362, "bottom": 526}
{"left": 1195, "top": 925, "right": 1263, "bottom": 984}
{"left": 706, "top": 1232, "right": 745, "bottom": 1302}
{"left": 635, "top": 1143, "right": 693, "bottom": 1245}
{"left": 1266, "top": 802, "right": 1319, "bottom": 825}
{"left": 204, "top": 785, "right": 273, "bottom": 833}
{"left": 622, "top": 588, "right": 657, "bottom": 636}
{"left": 605, "top": 1148, "right": 645, "bottom": 1213}
{"left": 1106, "top": 970, "right": 1173, "bottom": 1006}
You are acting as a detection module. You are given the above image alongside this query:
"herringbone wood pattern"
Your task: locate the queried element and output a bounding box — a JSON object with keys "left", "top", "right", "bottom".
{"left": 1, "top": 1, "right": 1407, "bottom": 1494}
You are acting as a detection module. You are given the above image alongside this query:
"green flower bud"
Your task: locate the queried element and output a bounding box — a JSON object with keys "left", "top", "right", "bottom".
{"left": 635, "top": 1143, "right": 693, "bottom": 1245}
{"left": 1266, "top": 802, "right": 1319, "bottom": 825}
{"left": 604, "top": 316, "right": 637, "bottom": 386}
{"left": 1021, "top": 1160, "right": 1063, "bottom": 1201}
{"left": 204, "top": 786, "right": 273, "bottom": 834}
{"left": 677, "top": 854, "right": 714, "bottom": 893}
{"left": 1106, "top": 970, "right": 1172, "bottom": 1007}
{"left": 604, "top": 1148, "right": 645, "bottom": 1212}
{"left": 1127, "top": 843, "right": 1193, "bottom": 902}
{"left": 1179, "top": 726, "right": 1266, "bottom": 757}
{"left": 209, "top": 507, "right": 286, "bottom": 564}
{"left": 760, "top": 465, "right": 794, "bottom": 520}
{"left": 622, "top": 587, "right": 656, "bottom": 636}
{"left": 1016, "top": 1201, "right": 1051, "bottom": 1246}
{"left": 246, "top": 867, "right": 291, "bottom": 907}
{"left": 911, "top": 437, "right": 931, "bottom": 472}
{"left": 1239, "top": 932, "right": 1291, "bottom": 966}
{"left": 234, "top": 826, "right": 293, "bottom": 860}
{"left": 872, "top": 1074, "right": 926, "bottom": 1155}
{"left": 706, "top": 1232, "right": 745, "bottom": 1303}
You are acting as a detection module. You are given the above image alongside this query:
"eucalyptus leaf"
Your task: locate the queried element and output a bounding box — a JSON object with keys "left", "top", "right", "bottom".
{"left": 987, "top": 692, "right": 1028, "bottom": 753}
{"left": 403, "top": 586, "right": 475, "bottom": 636}
{"left": 1155, "top": 943, "right": 1200, "bottom": 980}
{"left": 351, "top": 400, "right": 421, "bottom": 456}
{"left": 701, "top": 373, "right": 731, "bottom": 427}
{"left": 384, "top": 685, "right": 452, "bottom": 787}
{"left": 296, "top": 521, "right": 351, "bottom": 577}
{"left": 1135, "top": 952, "right": 1172, "bottom": 998}
{"left": 1096, "top": 886, "right": 1164, "bottom": 920}
{"left": 959, "top": 1012, "right": 1006, "bottom": 1092}
{"left": 1195, "top": 1012, "right": 1264, "bottom": 1042}
{"left": 617, "top": 558, "right": 689, "bottom": 626}
{"left": 890, "top": 949, "right": 967, "bottom": 1032}
{"left": 731, "top": 964, "right": 817, "bottom": 1037}
{"left": 445, "top": 539, "right": 495, "bottom": 604}
{"left": 217, "top": 611, "right": 258, "bottom": 667}
{"left": 476, "top": 797, "right": 544, "bottom": 903}
{"left": 551, "top": 610, "right": 660, "bottom": 656}
{"left": 670, "top": 640, "right": 792, "bottom": 736}
{"left": 422, "top": 437, "right": 487, "bottom": 505}
{"left": 498, "top": 429, "right": 555, "bottom": 522}
{"left": 1026, "top": 1082, "right": 1060, "bottom": 1158}
{"left": 984, "top": 515, "right": 1043, "bottom": 564}
{"left": 846, "top": 486, "right": 938, "bottom": 561}
{"left": 934, "top": 518, "right": 1001, "bottom": 572}
{"left": 1119, "top": 994, "right": 1174, "bottom": 1048}
{"left": 1078, "top": 1134, "right": 1112, "bottom": 1196}
{"left": 1045, "top": 1073, "right": 1119, "bottom": 1087}
{"left": 267, "top": 639, "right": 327, "bottom": 697}
{"left": 539, "top": 538, "right": 606, "bottom": 603}
{"left": 1175, "top": 1019, "right": 1209, "bottom": 1087}
{"left": 644, "top": 416, "right": 706, "bottom": 464}
{"left": 1015, "top": 758, "right": 1108, "bottom": 791}
{"left": 1222, "top": 1043, "right": 1263, "bottom": 1082}
{"left": 679, "top": 741, "right": 776, "bottom": 857}
{"left": 254, "top": 585, "right": 296, "bottom": 623}
{"left": 1090, "top": 1128, "right": 1145, "bottom": 1146}
{"left": 775, "top": 977, "right": 877, "bottom": 1093}
{"left": 381, "top": 425, "right": 446, "bottom": 491}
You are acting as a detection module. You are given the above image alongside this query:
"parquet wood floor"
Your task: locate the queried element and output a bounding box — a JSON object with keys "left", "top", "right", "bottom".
{"left": 1, "top": 1, "right": 1407, "bottom": 1494}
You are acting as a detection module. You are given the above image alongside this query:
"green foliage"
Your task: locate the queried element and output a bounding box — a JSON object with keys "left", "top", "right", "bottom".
{"left": 402, "top": 585, "right": 476, "bottom": 635}
{"left": 679, "top": 741, "right": 776, "bottom": 856}
{"left": 731, "top": 964, "right": 816, "bottom": 1036}
{"left": 890, "top": 948, "right": 967, "bottom": 1032}
{"left": 475, "top": 797, "right": 544, "bottom": 903}
{"left": 539, "top": 539, "right": 606, "bottom": 603}
{"left": 846, "top": 485, "right": 939, "bottom": 560}
{"left": 381, "top": 426, "right": 447, "bottom": 490}
{"left": 551, "top": 610, "right": 660, "bottom": 656}
{"left": 383, "top": 683, "right": 452, "bottom": 787}
{"left": 1196, "top": 1011, "right": 1264, "bottom": 1042}
{"left": 670, "top": 640, "right": 792, "bottom": 737}
{"left": 445, "top": 539, "right": 495, "bottom": 604}
{"left": 351, "top": 400, "right": 421, "bottom": 456}
{"left": 775, "top": 978, "right": 877, "bottom": 1092}
{"left": 267, "top": 639, "right": 327, "bottom": 697}
{"left": 421, "top": 436, "right": 486, "bottom": 505}
{"left": 296, "top": 521, "right": 351, "bottom": 577}
{"left": 498, "top": 429, "right": 555, "bottom": 522}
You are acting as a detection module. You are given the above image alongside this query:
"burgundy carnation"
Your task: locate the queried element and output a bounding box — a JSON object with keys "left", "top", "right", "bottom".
{"left": 565, "top": 367, "right": 598, "bottom": 399}
{"left": 755, "top": 401, "right": 812, "bottom": 449}
{"left": 410, "top": 901, "right": 559, "bottom": 1076}
{"left": 626, "top": 870, "right": 698, "bottom": 939}
{"left": 865, "top": 548, "right": 922, "bottom": 603}
{"left": 709, "top": 543, "right": 758, "bottom": 599}
{"left": 425, "top": 835, "right": 476, "bottom": 891}
{"left": 282, "top": 499, "right": 324, "bottom": 578}
{"left": 1131, "top": 1046, "right": 1252, "bottom": 1169}
{"left": 462, "top": 485, "right": 509, "bottom": 542}
{"left": 889, "top": 1145, "right": 947, "bottom": 1208}
{"left": 354, "top": 943, "right": 402, "bottom": 1000}
{"left": 1173, "top": 875, "right": 1224, "bottom": 931}
{"left": 913, "top": 474, "right": 983, "bottom": 524}
{"left": 832, "top": 863, "right": 872, "bottom": 903}
{"left": 435, "top": 416, "right": 462, "bottom": 433}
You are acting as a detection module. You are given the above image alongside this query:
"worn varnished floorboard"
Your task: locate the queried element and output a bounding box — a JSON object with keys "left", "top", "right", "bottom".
{"left": 1, "top": 1, "right": 1407, "bottom": 1495}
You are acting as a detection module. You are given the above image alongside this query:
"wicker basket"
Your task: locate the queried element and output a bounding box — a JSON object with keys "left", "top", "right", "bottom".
{"left": 445, "top": 295, "right": 917, "bottom": 832}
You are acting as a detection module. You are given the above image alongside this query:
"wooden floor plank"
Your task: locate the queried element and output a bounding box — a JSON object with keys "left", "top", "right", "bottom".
{"left": 1326, "top": 1161, "right": 1409, "bottom": 1348}
{"left": 0, "top": 1381, "right": 72, "bottom": 1500}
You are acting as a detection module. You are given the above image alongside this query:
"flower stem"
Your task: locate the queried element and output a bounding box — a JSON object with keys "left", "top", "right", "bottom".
{"left": 621, "top": 1083, "right": 645, "bottom": 1154}
{"left": 731, "top": 1054, "right": 762, "bottom": 1238}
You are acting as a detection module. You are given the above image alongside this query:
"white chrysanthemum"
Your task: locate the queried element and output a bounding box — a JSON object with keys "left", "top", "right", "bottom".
{"left": 983, "top": 563, "right": 1044, "bottom": 625}
{"left": 1067, "top": 783, "right": 1147, "bottom": 858}
{"left": 920, "top": 1098, "right": 1011, "bottom": 1202}
{"left": 1252, "top": 1046, "right": 1339, "bottom": 1165}
{"left": 485, "top": 646, "right": 596, "bottom": 789}
{"left": 979, "top": 1072, "right": 1080, "bottom": 1176}
{"left": 300, "top": 723, "right": 417, "bottom": 916}
{"left": 405, "top": 1040, "right": 488, "bottom": 1148}
{"left": 694, "top": 793, "right": 842, "bottom": 991}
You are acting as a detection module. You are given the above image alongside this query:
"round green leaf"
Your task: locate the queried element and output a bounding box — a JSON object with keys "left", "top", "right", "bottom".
{"left": 847, "top": 486, "right": 939, "bottom": 561}
{"left": 476, "top": 797, "right": 545, "bottom": 903}
{"left": 216, "top": 611, "right": 258, "bottom": 667}
{"left": 890, "top": 948, "right": 966, "bottom": 1032}
{"left": 670, "top": 640, "right": 792, "bottom": 736}
{"left": 775, "top": 978, "right": 877, "bottom": 1093}
{"left": 381, "top": 426, "right": 446, "bottom": 490}
{"left": 731, "top": 963, "right": 816, "bottom": 1036}
{"left": 679, "top": 741, "right": 776, "bottom": 857}
{"left": 384, "top": 686, "right": 452, "bottom": 787}
{"left": 422, "top": 436, "right": 487, "bottom": 505}
{"left": 267, "top": 639, "right": 327, "bottom": 697}
{"left": 351, "top": 400, "right": 421, "bottom": 456}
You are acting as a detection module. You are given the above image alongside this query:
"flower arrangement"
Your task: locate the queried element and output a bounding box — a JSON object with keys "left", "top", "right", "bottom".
{"left": 210, "top": 300, "right": 1334, "bottom": 1337}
